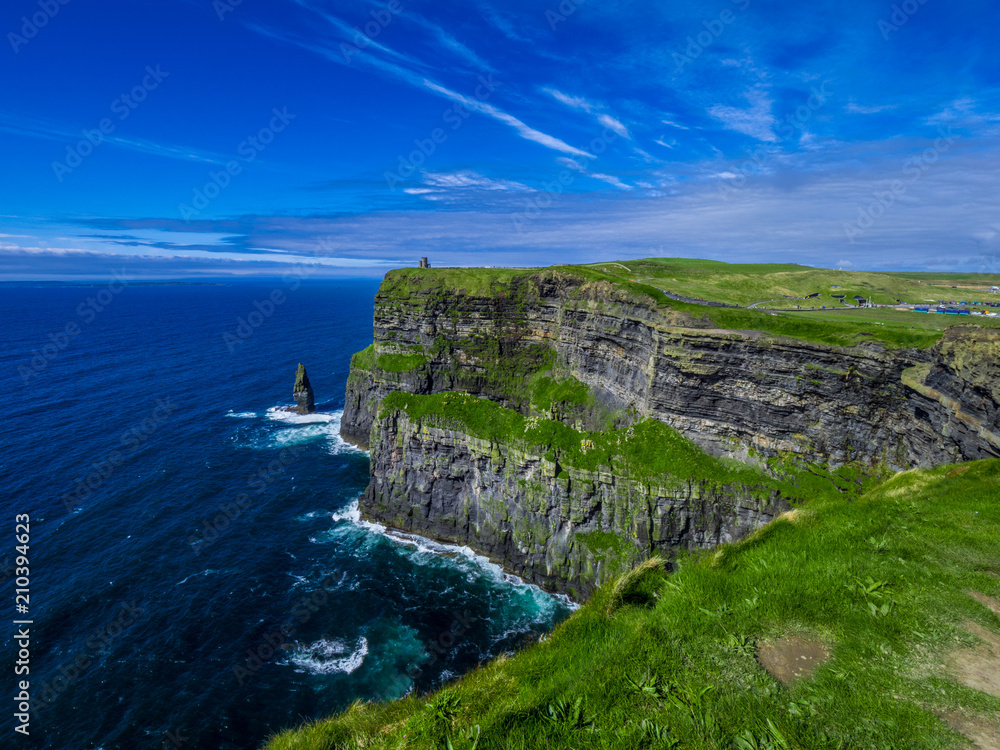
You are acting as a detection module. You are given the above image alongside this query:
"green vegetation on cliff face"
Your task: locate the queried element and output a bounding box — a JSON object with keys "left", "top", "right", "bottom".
{"left": 264, "top": 460, "right": 1000, "bottom": 750}
{"left": 379, "top": 391, "right": 884, "bottom": 505}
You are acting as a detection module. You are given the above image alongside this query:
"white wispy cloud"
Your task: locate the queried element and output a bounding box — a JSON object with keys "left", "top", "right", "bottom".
{"left": 544, "top": 88, "right": 632, "bottom": 140}
{"left": 597, "top": 113, "right": 630, "bottom": 139}
{"left": 421, "top": 80, "right": 591, "bottom": 158}
{"left": 248, "top": 18, "right": 590, "bottom": 160}
{"left": 590, "top": 173, "right": 632, "bottom": 189}
{"left": 846, "top": 102, "right": 896, "bottom": 115}
{"left": 556, "top": 157, "right": 631, "bottom": 189}
{"left": 475, "top": 0, "right": 532, "bottom": 43}
{"left": 0, "top": 113, "right": 230, "bottom": 165}
{"left": 543, "top": 88, "right": 595, "bottom": 112}
{"left": 287, "top": 0, "right": 427, "bottom": 70}
{"left": 423, "top": 170, "right": 532, "bottom": 191}
{"left": 408, "top": 12, "right": 496, "bottom": 73}
{"left": 708, "top": 88, "right": 777, "bottom": 142}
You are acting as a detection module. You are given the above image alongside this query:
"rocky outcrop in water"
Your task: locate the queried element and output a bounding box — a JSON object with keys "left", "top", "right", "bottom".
{"left": 293, "top": 363, "right": 315, "bottom": 414}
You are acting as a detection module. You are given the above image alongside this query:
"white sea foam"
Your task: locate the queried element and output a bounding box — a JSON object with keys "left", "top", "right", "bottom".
{"left": 289, "top": 637, "right": 368, "bottom": 675}
{"left": 294, "top": 510, "right": 328, "bottom": 522}
{"left": 264, "top": 406, "right": 336, "bottom": 425}
{"left": 260, "top": 407, "right": 367, "bottom": 456}
{"left": 176, "top": 569, "right": 220, "bottom": 586}
{"left": 330, "top": 500, "right": 362, "bottom": 524}
{"left": 323, "top": 501, "right": 580, "bottom": 611}
{"left": 225, "top": 411, "right": 257, "bottom": 419}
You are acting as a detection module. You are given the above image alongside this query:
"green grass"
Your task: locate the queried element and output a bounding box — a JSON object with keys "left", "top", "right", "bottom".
{"left": 263, "top": 459, "right": 1000, "bottom": 750}
{"left": 589, "top": 258, "right": 1000, "bottom": 308}
{"left": 350, "top": 343, "right": 376, "bottom": 372}
{"left": 778, "top": 307, "right": 1000, "bottom": 332}
{"left": 667, "top": 302, "right": 942, "bottom": 349}
{"left": 376, "top": 352, "right": 429, "bottom": 373}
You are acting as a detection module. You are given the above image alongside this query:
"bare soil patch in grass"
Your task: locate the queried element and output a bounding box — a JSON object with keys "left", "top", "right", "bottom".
{"left": 947, "top": 622, "right": 1000, "bottom": 700}
{"left": 937, "top": 709, "right": 1000, "bottom": 750}
{"left": 968, "top": 590, "right": 1000, "bottom": 618}
{"left": 756, "top": 635, "right": 830, "bottom": 684}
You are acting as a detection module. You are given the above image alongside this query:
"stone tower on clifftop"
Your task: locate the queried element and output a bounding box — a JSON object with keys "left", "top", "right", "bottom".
{"left": 293, "top": 363, "right": 316, "bottom": 414}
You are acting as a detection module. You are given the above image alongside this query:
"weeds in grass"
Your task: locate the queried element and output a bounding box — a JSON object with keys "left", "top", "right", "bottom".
{"left": 427, "top": 692, "right": 461, "bottom": 729}
{"left": 538, "top": 696, "right": 597, "bottom": 731}
{"left": 442, "top": 725, "right": 480, "bottom": 750}
{"left": 663, "top": 683, "right": 717, "bottom": 738}
{"left": 733, "top": 719, "right": 791, "bottom": 750}
{"left": 848, "top": 576, "right": 896, "bottom": 617}
{"left": 636, "top": 719, "right": 680, "bottom": 747}
{"left": 625, "top": 671, "right": 672, "bottom": 701}
{"left": 867, "top": 535, "right": 890, "bottom": 553}
{"left": 725, "top": 632, "right": 755, "bottom": 657}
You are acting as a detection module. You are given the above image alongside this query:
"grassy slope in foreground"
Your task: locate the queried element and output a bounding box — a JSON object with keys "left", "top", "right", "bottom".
{"left": 264, "top": 460, "right": 1000, "bottom": 750}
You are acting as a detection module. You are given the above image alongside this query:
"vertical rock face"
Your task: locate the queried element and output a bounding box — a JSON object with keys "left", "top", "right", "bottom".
{"left": 293, "top": 363, "right": 315, "bottom": 414}
{"left": 364, "top": 407, "right": 792, "bottom": 598}
{"left": 342, "top": 271, "right": 1000, "bottom": 467}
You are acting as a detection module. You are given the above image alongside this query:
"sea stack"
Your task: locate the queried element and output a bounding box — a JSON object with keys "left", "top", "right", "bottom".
{"left": 293, "top": 363, "right": 316, "bottom": 414}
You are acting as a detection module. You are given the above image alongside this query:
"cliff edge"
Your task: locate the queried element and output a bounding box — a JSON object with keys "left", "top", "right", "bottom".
{"left": 341, "top": 266, "right": 1000, "bottom": 594}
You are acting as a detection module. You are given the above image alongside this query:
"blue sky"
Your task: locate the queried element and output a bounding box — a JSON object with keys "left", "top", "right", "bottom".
{"left": 2, "top": 0, "right": 1000, "bottom": 278}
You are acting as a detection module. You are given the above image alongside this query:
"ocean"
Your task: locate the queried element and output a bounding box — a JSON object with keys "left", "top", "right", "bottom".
{"left": 0, "top": 279, "right": 573, "bottom": 750}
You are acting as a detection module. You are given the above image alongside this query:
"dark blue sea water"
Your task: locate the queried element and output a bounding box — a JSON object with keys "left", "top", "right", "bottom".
{"left": 0, "top": 280, "right": 572, "bottom": 750}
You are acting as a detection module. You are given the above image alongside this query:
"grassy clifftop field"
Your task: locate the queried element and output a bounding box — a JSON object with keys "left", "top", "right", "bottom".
{"left": 265, "top": 460, "right": 1000, "bottom": 749}
{"left": 379, "top": 259, "right": 1000, "bottom": 351}
{"left": 585, "top": 258, "right": 1000, "bottom": 308}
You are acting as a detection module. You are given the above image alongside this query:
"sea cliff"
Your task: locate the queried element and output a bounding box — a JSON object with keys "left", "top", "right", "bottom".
{"left": 342, "top": 267, "right": 1000, "bottom": 593}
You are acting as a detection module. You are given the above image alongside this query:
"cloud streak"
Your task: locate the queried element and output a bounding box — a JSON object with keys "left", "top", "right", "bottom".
{"left": 0, "top": 113, "right": 231, "bottom": 166}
